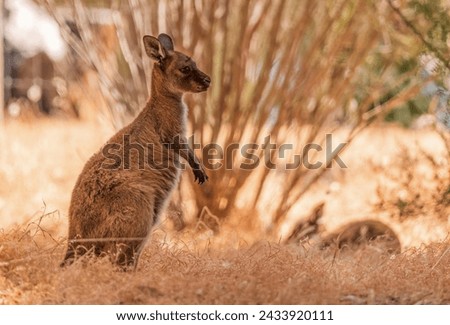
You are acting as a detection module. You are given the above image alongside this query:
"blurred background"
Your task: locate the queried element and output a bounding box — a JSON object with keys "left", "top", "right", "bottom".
{"left": 0, "top": 0, "right": 449, "bottom": 249}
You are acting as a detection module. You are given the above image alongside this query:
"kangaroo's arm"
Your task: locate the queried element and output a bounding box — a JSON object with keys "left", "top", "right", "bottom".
{"left": 166, "top": 136, "right": 208, "bottom": 184}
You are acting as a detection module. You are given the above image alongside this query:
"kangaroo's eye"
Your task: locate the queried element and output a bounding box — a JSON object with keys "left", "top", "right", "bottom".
{"left": 180, "top": 66, "right": 191, "bottom": 73}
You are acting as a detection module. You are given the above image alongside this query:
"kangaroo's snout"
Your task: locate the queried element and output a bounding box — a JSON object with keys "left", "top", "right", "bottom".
{"left": 202, "top": 75, "right": 211, "bottom": 87}
{"left": 195, "top": 72, "right": 211, "bottom": 92}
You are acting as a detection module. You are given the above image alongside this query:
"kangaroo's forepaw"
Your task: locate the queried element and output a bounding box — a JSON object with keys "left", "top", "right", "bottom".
{"left": 193, "top": 169, "right": 208, "bottom": 184}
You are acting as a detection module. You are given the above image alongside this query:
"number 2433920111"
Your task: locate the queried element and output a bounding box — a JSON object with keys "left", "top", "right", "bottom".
{"left": 258, "top": 310, "right": 333, "bottom": 321}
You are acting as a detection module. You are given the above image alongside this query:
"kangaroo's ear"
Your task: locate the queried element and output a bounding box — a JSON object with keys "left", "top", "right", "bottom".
{"left": 143, "top": 35, "right": 164, "bottom": 61}
{"left": 157, "top": 33, "right": 174, "bottom": 55}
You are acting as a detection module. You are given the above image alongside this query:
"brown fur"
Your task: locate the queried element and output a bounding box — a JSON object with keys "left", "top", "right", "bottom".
{"left": 62, "top": 34, "right": 210, "bottom": 269}
{"left": 322, "top": 220, "right": 401, "bottom": 254}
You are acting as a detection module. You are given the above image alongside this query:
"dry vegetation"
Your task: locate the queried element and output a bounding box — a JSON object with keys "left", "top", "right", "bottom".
{"left": 0, "top": 120, "right": 449, "bottom": 304}
{"left": 0, "top": 223, "right": 449, "bottom": 305}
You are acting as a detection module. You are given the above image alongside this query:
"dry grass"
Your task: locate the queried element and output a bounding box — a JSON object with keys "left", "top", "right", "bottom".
{"left": 0, "top": 224, "right": 449, "bottom": 304}
{"left": 0, "top": 119, "right": 449, "bottom": 304}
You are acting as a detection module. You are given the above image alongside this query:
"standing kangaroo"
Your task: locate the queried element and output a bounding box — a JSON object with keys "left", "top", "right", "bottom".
{"left": 62, "top": 33, "right": 210, "bottom": 269}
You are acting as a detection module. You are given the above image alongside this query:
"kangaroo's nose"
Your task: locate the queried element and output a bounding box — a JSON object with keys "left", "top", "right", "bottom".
{"left": 203, "top": 76, "right": 211, "bottom": 86}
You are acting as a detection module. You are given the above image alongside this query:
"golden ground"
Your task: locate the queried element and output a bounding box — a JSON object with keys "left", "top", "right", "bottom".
{"left": 0, "top": 119, "right": 449, "bottom": 304}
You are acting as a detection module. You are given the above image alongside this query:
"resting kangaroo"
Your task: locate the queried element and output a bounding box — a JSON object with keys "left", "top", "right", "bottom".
{"left": 62, "top": 33, "right": 210, "bottom": 269}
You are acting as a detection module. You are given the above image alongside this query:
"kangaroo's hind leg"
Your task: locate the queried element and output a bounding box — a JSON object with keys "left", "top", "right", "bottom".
{"left": 111, "top": 239, "right": 145, "bottom": 271}
{"left": 118, "top": 192, "right": 172, "bottom": 270}
{"left": 104, "top": 192, "right": 156, "bottom": 270}
{"left": 60, "top": 239, "right": 104, "bottom": 267}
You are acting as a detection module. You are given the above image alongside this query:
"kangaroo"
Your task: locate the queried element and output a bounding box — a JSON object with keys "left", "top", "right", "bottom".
{"left": 62, "top": 33, "right": 210, "bottom": 269}
{"left": 321, "top": 220, "right": 401, "bottom": 254}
